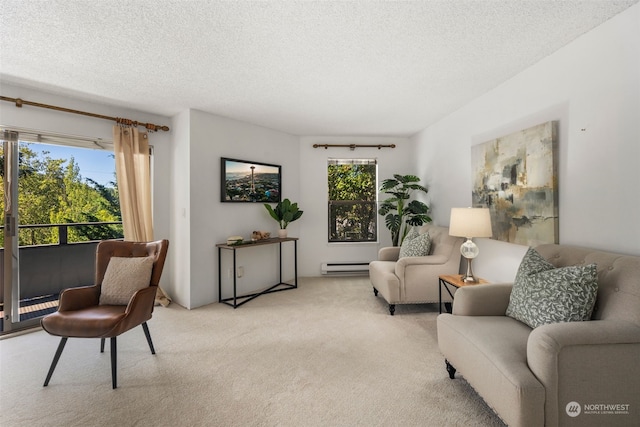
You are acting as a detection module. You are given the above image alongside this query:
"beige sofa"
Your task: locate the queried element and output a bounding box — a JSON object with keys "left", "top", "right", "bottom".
{"left": 437, "top": 244, "right": 640, "bottom": 427}
{"left": 369, "top": 224, "right": 463, "bottom": 315}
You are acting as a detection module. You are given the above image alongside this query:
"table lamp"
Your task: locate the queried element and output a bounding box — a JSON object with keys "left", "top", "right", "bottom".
{"left": 449, "top": 207, "right": 493, "bottom": 283}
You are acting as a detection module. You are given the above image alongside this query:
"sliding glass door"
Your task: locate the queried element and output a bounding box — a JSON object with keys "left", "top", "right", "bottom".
{"left": 1, "top": 128, "right": 122, "bottom": 333}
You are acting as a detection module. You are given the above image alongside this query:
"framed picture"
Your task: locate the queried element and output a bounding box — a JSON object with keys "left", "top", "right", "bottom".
{"left": 471, "top": 121, "right": 559, "bottom": 246}
{"left": 221, "top": 157, "right": 281, "bottom": 203}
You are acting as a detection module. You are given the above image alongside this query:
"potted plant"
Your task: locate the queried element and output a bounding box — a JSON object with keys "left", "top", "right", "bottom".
{"left": 264, "top": 198, "right": 304, "bottom": 238}
{"left": 378, "top": 174, "right": 431, "bottom": 246}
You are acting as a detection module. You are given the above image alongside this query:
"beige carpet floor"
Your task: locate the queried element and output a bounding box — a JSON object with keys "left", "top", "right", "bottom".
{"left": 0, "top": 277, "right": 505, "bottom": 427}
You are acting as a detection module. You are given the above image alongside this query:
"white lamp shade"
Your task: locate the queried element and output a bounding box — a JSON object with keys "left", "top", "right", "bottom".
{"left": 449, "top": 208, "right": 493, "bottom": 238}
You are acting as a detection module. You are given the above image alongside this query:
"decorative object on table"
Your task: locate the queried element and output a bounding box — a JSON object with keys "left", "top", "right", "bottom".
{"left": 471, "top": 121, "right": 558, "bottom": 246}
{"left": 226, "top": 235, "right": 244, "bottom": 245}
{"left": 221, "top": 157, "right": 281, "bottom": 203}
{"left": 251, "top": 230, "right": 271, "bottom": 241}
{"left": 378, "top": 174, "right": 431, "bottom": 246}
{"left": 264, "top": 198, "right": 303, "bottom": 238}
{"left": 449, "top": 207, "right": 492, "bottom": 283}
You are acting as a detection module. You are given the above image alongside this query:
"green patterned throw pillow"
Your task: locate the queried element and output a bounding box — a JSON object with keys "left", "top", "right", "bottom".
{"left": 506, "top": 248, "right": 598, "bottom": 328}
{"left": 399, "top": 229, "right": 432, "bottom": 258}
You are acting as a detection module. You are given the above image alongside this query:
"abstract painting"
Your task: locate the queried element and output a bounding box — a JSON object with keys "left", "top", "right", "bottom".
{"left": 471, "top": 121, "right": 558, "bottom": 246}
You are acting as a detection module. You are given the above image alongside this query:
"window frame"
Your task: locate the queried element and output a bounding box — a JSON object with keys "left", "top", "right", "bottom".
{"left": 327, "top": 158, "right": 378, "bottom": 243}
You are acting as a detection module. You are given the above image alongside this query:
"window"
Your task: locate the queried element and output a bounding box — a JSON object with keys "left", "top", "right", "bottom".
{"left": 0, "top": 139, "right": 123, "bottom": 246}
{"left": 327, "top": 159, "right": 377, "bottom": 242}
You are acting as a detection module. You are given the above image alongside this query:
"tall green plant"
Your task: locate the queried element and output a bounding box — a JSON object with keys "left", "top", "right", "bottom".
{"left": 378, "top": 174, "right": 431, "bottom": 246}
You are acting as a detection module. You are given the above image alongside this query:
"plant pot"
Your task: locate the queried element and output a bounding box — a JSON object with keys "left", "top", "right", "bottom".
{"left": 278, "top": 229, "right": 288, "bottom": 238}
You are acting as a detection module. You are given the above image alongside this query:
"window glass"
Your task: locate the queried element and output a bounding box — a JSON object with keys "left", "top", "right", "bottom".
{"left": 327, "top": 159, "right": 377, "bottom": 242}
{"left": 0, "top": 141, "right": 122, "bottom": 246}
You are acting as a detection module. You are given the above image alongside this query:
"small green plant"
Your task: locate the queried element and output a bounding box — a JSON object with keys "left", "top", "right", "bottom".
{"left": 378, "top": 174, "right": 431, "bottom": 246}
{"left": 264, "top": 198, "right": 303, "bottom": 229}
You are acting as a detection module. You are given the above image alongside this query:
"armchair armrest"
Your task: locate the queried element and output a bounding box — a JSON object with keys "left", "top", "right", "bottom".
{"left": 527, "top": 320, "right": 640, "bottom": 426}
{"left": 395, "top": 255, "right": 449, "bottom": 281}
{"left": 58, "top": 285, "right": 100, "bottom": 311}
{"left": 118, "top": 286, "right": 157, "bottom": 333}
{"left": 451, "top": 283, "right": 513, "bottom": 316}
{"left": 125, "top": 286, "right": 156, "bottom": 317}
{"left": 378, "top": 246, "right": 400, "bottom": 261}
{"left": 396, "top": 254, "right": 448, "bottom": 267}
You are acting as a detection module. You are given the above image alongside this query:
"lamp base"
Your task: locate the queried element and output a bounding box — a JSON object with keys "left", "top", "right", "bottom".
{"left": 461, "top": 256, "right": 478, "bottom": 283}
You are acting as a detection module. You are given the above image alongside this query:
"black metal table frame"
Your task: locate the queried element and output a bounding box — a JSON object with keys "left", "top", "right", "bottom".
{"left": 217, "top": 238, "right": 298, "bottom": 308}
{"left": 438, "top": 277, "right": 457, "bottom": 314}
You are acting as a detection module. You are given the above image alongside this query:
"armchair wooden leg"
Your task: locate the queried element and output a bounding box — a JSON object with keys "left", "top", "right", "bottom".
{"left": 142, "top": 322, "right": 156, "bottom": 355}
{"left": 110, "top": 337, "right": 117, "bottom": 389}
{"left": 373, "top": 287, "right": 378, "bottom": 296}
{"left": 100, "top": 338, "right": 106, "bottom": 353}
{"left": 389, "top": 304, "right": 396, "bottom": 316}
{"left": 44, "top": 337, "right": 68, "bottom": 386}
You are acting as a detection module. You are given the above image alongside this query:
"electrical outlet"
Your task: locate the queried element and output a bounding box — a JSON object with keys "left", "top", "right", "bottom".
{"left": 237, "top": 266, "right": 244, "bottom": 278}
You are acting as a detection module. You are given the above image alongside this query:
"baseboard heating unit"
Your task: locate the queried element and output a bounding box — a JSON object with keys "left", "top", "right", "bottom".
{"left": 321, "top": 262, "right": 369, "bottom": 276}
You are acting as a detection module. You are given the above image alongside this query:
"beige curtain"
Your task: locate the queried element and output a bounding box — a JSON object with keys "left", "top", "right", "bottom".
{"left": 113, "top": 125, "right": 171, "bottom": 306}
{"left": 113, "top": 125, "right": 154, "bottom": 241}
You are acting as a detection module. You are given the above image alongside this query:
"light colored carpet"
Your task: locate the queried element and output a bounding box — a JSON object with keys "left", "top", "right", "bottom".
{"left": 0, "top": 277, "right": 505, "bottom": 427}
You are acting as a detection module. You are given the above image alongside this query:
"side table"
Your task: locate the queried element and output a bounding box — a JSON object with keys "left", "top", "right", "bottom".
{"left": 216, "top": 237, "right": 298, "bottom": 308}
{"left": 438, "top": 274, "right": 489, "bottom": 314}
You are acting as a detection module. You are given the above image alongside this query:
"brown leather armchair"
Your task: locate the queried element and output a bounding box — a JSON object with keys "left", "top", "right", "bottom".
{"left": 41, "top": 239, "right": 169, "bottom": 388}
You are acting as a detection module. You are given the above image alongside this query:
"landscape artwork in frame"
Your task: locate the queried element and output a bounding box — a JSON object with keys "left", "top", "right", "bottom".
{"left": 471, "top": 121, "right": 559, "bottom": 246}
{"left": 221, "top": 157, "right": 281, "bottom": 203}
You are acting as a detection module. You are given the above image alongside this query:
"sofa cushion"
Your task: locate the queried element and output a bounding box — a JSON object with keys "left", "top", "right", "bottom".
{"left": 399, "top": 229, "right": 431, "bottom": 258}
{"left": 506, "top": 248, "right": 598, "bottom": 328}
{"left": 99, "top": 256, "right": 154, "bottom": 305}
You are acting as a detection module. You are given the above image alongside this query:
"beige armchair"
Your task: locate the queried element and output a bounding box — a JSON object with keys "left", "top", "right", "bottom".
{"left": 437, "top": 244, "right": 640, "bottom": 426}
{"left": 369, "top": 224, "right": 463, "bottom": 315}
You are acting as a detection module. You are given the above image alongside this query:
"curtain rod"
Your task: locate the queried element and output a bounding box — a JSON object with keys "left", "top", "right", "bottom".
{"left": 1, "top": 95, "right": 170, "bottom": 132}
{"left": 313, "top": 143, "right": 396, "bottom": 151}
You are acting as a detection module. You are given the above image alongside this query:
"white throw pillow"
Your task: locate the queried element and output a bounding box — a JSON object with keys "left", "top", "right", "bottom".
{"left": 99, "top": 256, "right": 154, "bottom": 305}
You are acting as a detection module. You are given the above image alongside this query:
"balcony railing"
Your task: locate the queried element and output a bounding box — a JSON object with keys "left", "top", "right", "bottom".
{"left": 3, "top": 221, "right": 123, "bottom": 246}
{"left": 0, "top": 222, "right": 123, "bottom": 326}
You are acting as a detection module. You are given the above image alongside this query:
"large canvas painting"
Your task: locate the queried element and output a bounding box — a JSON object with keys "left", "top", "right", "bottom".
{"left": 471, "top": 121, "right": 559, "bottom": 246}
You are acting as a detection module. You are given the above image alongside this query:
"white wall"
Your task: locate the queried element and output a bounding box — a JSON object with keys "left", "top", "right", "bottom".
{"left": 413, "top": 4, "right": 640, "bottom": 283}
{"left": 167, "top": 109, "right": 191, "bottom": 307}
{"left": 298, "top": 136, "right": 414, "bottom": 275}
{"left": 0, "top": 83, "right": 173, "bottom": 290}
{"left": 175, "top": 110, "right": 301, "bottom": 308}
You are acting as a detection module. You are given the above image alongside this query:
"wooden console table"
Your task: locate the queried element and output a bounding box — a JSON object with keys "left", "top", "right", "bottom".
{"left": 216, "top": 237, "right": 298, "bottom": 308}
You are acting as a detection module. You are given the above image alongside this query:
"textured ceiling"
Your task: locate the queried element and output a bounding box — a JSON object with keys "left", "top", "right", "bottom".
{"left": 0, "top": 0, "right": 637, "bottom": 136}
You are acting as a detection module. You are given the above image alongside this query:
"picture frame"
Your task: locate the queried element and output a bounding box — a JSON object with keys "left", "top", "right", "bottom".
{"left": 471, "top": 121, "right": 559, "bottom": 246}
{"left": 221, "top": 157, "right": 281, "bottom": 203}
